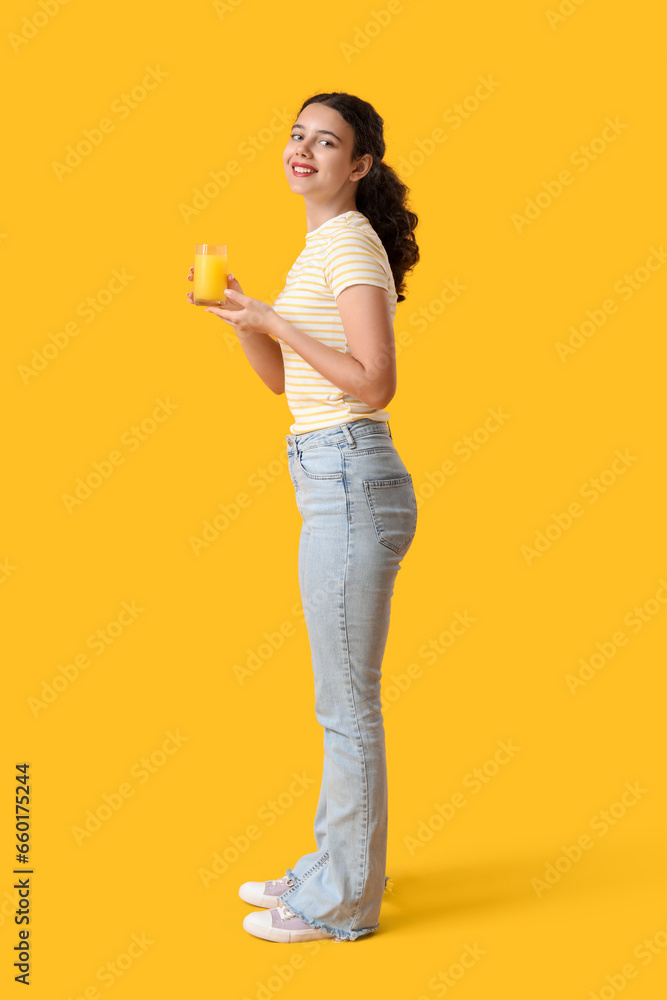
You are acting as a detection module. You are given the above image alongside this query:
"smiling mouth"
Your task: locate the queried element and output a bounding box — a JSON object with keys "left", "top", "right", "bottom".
{"left": 292, "top": 164, "right": 318, "bottom": 176}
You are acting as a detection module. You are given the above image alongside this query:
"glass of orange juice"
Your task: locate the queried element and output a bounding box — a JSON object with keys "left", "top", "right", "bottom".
{"left": 193, "top": 244, "right": 228, "bottom": 306}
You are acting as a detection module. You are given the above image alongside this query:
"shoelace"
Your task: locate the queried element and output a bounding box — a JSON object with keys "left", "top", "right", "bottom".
{"left": 267, "top": 877, "right": 293, "bottom": 887}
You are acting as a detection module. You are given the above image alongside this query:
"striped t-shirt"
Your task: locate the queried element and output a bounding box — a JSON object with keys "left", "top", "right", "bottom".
{"left": 272, "top": 210, "right": 398, "bottom": 434}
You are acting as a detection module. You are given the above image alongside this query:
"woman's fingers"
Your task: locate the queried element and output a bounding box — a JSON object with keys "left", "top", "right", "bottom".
{"left": 185, "top": 267, "right": 239, "bottom": 303}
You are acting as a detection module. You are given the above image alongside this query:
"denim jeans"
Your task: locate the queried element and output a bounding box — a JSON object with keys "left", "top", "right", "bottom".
{"left": 279, "top": 417, "right": 418, "bottom": 940}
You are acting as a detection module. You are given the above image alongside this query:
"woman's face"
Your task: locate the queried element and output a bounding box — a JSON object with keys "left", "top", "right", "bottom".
{"left": 283, "top": 103, "right": 372, "bottom": 200}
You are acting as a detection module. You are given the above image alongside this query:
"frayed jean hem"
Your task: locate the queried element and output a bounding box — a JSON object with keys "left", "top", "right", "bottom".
{"left": 276, "top": 893, "right": 379, "bottom": 942}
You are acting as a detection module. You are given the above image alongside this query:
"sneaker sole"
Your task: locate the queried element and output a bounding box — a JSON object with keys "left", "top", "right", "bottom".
{"left": 242, "top": 913, "right": 333, "bottom": 943}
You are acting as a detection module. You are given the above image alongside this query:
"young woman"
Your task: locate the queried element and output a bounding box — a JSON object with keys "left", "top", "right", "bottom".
{"left": 187, "top": 92, "right": 420, "bottom": 942}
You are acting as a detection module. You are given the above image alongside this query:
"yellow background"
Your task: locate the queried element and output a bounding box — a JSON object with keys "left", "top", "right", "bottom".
{"left": 2, "top": 0, "right": 666, "bottom": 996}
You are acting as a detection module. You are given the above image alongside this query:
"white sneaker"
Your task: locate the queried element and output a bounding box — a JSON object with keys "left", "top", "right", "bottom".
{"left": 243, "top": 903, "right": 334, "bottom": 942}
{"left": 238, "top": 875, "right": 296, "bottom": 908}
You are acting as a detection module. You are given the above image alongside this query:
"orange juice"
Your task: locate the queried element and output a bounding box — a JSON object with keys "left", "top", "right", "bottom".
{"left": 193, "top": 244, "right": 228, "bottom": 305}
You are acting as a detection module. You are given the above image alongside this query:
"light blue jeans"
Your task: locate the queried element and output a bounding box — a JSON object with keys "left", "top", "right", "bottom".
{"left": 279, "top": 417, "right": 418, "bottom": 940}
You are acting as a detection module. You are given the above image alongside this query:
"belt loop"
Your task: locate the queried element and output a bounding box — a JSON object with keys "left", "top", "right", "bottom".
{"left": 387, "top": 421, "right": 393, "bottom": 440}
{"left": 341, "top": 423, "right": 356, "bottom": 449}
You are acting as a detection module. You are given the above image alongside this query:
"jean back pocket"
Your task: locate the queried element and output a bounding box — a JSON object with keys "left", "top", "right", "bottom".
{"left": 364, "top": 474, "right": 418, "bottom": 553}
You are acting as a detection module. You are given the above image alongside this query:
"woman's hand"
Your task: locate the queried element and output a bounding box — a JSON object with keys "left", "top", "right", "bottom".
{"left": 205, "top": 288, "right": 277, "bottom": 338}
{"left": 185, "top": 266, "right": 245, "bottom": 308}
{"left": 186, "top": 267, "right": 276, "bottom": 338}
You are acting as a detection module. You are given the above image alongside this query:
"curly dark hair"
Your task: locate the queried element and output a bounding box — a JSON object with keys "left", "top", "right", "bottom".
{"left": 297, "top": 92, "right": 420, "bottom": 303}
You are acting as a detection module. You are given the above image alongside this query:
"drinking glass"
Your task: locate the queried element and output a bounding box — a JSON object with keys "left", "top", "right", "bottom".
{"left": 193, "top": 244, "right": 228, "bottom": 306}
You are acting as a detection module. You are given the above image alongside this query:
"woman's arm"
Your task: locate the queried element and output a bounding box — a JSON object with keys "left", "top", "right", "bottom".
{"left": 188, "top": 270, "right": 285, "bottom": 394}
{"left": 268, "top": 284, "right": 397, "bottom": 410}
{"left": 235, "top": 329, "right": 285, "bottom": 395}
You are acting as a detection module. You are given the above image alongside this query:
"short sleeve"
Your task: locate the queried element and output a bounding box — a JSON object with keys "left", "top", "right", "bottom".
{"left": 321, "top": 230, "right": 390, "bottom": 300}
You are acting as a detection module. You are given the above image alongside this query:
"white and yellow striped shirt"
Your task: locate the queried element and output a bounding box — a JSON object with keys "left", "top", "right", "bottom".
{"left": 272, "top": 210, "right": 397, "bottom": 434}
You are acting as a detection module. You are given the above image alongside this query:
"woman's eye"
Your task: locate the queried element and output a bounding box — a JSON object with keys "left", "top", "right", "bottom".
{"left": 290, "top": 133, "right": 332, "bottom": 147}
